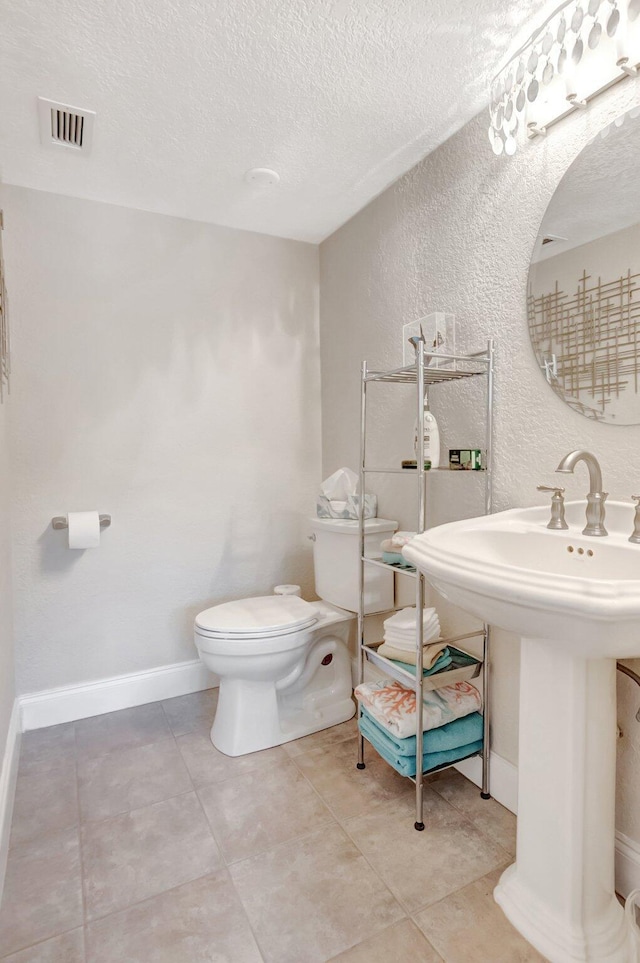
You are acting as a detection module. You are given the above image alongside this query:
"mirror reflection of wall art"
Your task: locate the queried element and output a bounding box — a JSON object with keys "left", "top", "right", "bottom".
{"left": 528, "top": 106, "right": 640, "bottom": 425}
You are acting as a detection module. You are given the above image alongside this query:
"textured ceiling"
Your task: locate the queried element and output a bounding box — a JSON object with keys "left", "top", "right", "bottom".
{"left": 1, "top": 0, "right": 549, "bottom": 242}
{"left": 534, "top": 108, "right": 640, "bottom": 263}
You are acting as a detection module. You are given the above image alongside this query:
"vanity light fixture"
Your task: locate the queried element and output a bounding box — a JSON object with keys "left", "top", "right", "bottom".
{"left": 489, "top": 0, "right": 640, "bottom": 156}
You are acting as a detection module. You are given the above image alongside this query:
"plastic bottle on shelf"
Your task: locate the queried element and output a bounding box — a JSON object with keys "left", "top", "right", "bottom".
{"left": 414, "top": 403, "right": 441, "bottom": 469}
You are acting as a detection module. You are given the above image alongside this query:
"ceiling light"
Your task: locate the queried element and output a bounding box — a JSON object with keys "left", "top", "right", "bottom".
{"left": 489, "top": 0, "right": 640, "bottom": 157}
{"left": 243, "top": 168, "right": 280, "bottom": 186}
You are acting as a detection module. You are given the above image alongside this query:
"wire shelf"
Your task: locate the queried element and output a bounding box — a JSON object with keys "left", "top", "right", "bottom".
{"left": 362, "top": 636, "right": 484, "bottom": 692}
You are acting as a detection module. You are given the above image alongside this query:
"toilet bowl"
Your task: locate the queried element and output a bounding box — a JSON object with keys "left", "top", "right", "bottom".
{"left": 194, "top": 516, "right": 398, "bottom": 757}
{"left": 195, "top": 595, "right": 356, "bottom": 756}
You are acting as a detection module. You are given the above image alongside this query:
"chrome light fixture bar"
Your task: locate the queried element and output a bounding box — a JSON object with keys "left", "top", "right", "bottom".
{"left": 489, "top": 0, "right": 640, "bottom": 156}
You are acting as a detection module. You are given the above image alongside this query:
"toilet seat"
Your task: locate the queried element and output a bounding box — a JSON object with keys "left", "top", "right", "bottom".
{"left": 195, "top": 595, "right": 318, "bottom": 641}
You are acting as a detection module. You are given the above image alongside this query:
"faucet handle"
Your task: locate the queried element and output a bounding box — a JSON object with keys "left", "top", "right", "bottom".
{"left": 537, "top": 485, "right": 568, "bottom": 530}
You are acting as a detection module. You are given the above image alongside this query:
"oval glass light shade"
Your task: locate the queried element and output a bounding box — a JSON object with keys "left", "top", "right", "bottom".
{"left": 516, "top": 59, "right": 526, "bottom": 82}
{"left": 557, "top": 45, "right": 568, "bottom": 72}
{"left": 629, "top": 0, "right": 640, "bottom": 22}
{"left": 588, "top": 0, "right": 602, "bottom": 13}
{"left": 607, "top": 6, "right": 620, "bottom": 34}
{"left": 572, "top": 36, "right": 584, "bottom": 63}
{"left": 571, "top": 5, "right": 585, "bottom": 31}
{"left": 542, "top": 30, "right": 554, "bottom": 54}
{"left": 543, "top": 59, "right": 555, "bottom": 83}
{"left": 516, "top": 86, "right": 526, "bottom": 111}
{"left": 504, "top": 134, "right": 517, "bottom": 155}
{"left": 528, "top": 78, "right": 540, "bottom": 102}
{"left": 588, "top": 20, "right": 602, "bottom": 47}
{"left": 527, "top": 106, "right": 640, "bottom": 425}
{"left": 490, "top": 130, "right": 504, "bottom": 155}
{"left": 527, "top": 49, "right": 539, "bottom": 72}
{"left": 557, "top": 15, "right": 567, "bottom": 41}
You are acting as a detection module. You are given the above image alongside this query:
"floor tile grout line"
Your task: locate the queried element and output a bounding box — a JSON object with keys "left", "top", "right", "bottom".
{"left": 0, "top": 923, "right": 85, "bottom": 962}
{"left": 74, "top": 730, "right": 90, "bottom": 956}
{"left": 193, "top": 774, "right": 336, "bottom": 871}
{"left": 325, "top": 918, "right": 446, "bottom": 963}
{"left": 426, "top": 776, "right": 517, "bottom": 857}
{"left": 285, "top": 750, "right": 419, "bottom": 923}
{"left": 172, "top": 737, "right": 290, "bottom": 791}
{"left": 406, "top": 861, "right": 518, "bottom": 956}
{"left": 78, "top": 784, "right": 197, "bottom": 833}
{"left": 81, "top": 866, "right": 235, "bottom": 929}
{"left": 405, "top": 857, "right": 512, "bottom": 919}
{"left": 302, "top": 764, "right": 509, "bottom": 927}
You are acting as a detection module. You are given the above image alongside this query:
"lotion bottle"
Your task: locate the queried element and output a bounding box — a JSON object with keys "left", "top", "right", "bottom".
{"left": 414, "top": 401, "right": 441, "bottom": 468}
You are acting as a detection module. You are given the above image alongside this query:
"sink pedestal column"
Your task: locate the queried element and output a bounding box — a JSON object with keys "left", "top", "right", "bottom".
{"left": 494, "top": 638, "right": 635, "bottom": 963}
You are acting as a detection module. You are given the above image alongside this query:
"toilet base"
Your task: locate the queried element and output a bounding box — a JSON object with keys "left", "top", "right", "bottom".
{"left": 211, "top": 677, "right": 355, "bottom": 756}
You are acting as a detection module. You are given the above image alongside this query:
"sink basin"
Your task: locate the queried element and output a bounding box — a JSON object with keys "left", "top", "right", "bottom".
{"left": 403, "top": 501, "right": 640, "bottom": 658}
{"left": 403, "top": 501, "right": 640, "bottom": 963}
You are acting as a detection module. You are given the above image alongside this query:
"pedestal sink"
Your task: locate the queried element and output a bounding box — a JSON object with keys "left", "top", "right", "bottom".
{"left": 403, "top": 500, "right": 640, "bottom": 963}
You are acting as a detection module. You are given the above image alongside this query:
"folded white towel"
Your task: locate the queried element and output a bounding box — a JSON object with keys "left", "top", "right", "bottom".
{"left": 384, "top": 615, "right": 439, "bottom": 635}
{"left": 385, "top": 628, "right": 441, "bottom": 649}
{"left": 389, "top": 531, "right": 417, "bottom": 548}
{"left": 384, "top": 607, "right": 438, "bottom": 632}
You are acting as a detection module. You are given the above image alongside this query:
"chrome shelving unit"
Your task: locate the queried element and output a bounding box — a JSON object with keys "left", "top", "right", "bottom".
{"left": 356, "top": 339, "right": 495, "bottom": 830}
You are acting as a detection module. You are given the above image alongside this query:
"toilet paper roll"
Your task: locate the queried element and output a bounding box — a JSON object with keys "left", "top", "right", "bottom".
{"left": 274, "top": 584, "right": 301, "bottom": 597}
{"left": 67, "top": 511, "right": 101, "bottom": 549}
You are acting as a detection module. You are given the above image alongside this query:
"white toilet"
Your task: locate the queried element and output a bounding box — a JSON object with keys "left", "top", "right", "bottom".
{"left": 194, "top": 516, "right": 397, "bottom": 756}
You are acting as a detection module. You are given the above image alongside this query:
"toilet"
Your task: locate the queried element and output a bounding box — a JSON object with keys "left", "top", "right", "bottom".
{"left": 194, "top": 516, "right": 397, "bottom": 756}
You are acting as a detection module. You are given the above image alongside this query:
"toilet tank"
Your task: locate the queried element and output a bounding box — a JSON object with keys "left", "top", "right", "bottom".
{"left": 308, "top": 517, "right": 398, "bottom": 614}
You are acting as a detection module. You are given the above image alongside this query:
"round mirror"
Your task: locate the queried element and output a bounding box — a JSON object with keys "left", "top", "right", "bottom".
{"left": 528, "top": 106, "right": 640, "bottom": 424}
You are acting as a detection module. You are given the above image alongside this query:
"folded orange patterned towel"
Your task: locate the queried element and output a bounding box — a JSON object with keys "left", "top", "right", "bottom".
{"left": 354, "top": 679, "right": 482, "bottom": 739}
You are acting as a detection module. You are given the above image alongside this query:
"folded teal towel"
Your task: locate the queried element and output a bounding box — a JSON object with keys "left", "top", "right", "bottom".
{"left": 389, "top": 648, "right": 452, "bottom": 677}
{"left": 381, "top": 551, "right": 415, "bottom": 569}
{"left": 359, "top": 709, "right": 483, "bottom": 777}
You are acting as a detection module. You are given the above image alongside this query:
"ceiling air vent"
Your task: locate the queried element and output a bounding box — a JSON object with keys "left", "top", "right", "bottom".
{"left": 37, "top": 98, "right": 95, "bottom": 154}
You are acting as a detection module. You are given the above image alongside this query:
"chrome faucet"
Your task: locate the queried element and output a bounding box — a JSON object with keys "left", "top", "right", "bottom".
{"left": 555, "top": 450, "right": 608, "bottom": 536}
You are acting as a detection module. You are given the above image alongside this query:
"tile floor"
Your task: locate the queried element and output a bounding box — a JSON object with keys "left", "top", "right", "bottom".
{"left": 0, "top": 689, "right": 548, "bottom": 962}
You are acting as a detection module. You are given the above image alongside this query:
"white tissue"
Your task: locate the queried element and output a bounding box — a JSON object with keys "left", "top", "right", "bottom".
{"left": 67, "top": 511, "right": 101, "bottom": 549}
{"left": 320, "top": 467, "right": 359, "bottom": 501}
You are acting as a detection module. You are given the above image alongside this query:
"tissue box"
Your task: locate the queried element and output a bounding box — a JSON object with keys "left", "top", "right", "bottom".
{"left": 316, "top": 494, "right": 378, "bottom": 519}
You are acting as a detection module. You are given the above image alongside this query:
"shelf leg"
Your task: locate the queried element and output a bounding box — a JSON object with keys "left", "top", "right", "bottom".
{"left": 356, "top": 361, "right": 367, "bottom": 773}
{"left": 481, "top": 623, "right": 491, "bottom": 799}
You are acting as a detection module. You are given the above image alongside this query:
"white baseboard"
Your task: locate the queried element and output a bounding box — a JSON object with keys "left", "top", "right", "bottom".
{"left": 455, "top": 750, "right": 519, "bottom": 816}
{"left": 20, "top": 659, "right": 217, "bottom": 731}
{"left": 0, "top": 700, "right": 21, "bottom": 906}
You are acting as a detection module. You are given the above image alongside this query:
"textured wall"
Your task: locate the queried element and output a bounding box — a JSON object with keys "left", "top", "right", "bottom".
{"left": 320, "top": 81, "right": 640, "bottom": 842}
{"left": 3, "top": 186, "right": 320, "bottom": 694}
{"left": 0, "top": 336, "right": 14, "bottom": 757}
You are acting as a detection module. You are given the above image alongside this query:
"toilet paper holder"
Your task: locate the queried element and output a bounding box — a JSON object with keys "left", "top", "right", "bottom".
{"left": 51, "top": 514, "right": 111, "bottom": 530}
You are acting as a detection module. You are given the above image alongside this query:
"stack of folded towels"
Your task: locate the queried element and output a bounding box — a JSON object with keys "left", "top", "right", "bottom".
{"left": 380, "top": 531, "right": 417, "bottom": 569}
{"left": 377, "top": 606, "right": 451, "bottom": 675}
{"left": 354, "top": 678, "right": 483, "bottom": 777}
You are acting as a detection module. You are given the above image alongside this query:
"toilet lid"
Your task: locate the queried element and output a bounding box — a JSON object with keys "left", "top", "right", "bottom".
{"left": 195, "top": 595, "right": 319, "bottom": 639}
